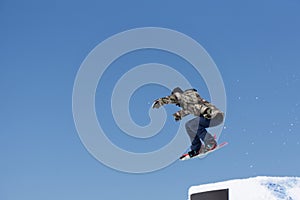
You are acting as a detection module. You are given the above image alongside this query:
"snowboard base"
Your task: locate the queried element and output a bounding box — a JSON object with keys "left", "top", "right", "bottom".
{"left": 180, "top": 141, "right": 228, "bottom": 161}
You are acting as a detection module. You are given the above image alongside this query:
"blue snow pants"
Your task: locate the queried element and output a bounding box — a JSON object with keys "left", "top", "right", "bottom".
{"left": 185, "top": 113, "right": 224, "bottom": 152}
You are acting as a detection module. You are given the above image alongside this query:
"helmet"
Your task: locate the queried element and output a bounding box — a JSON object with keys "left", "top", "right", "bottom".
{"left": 172, "top": 87, "right": 183, "bottom": 94}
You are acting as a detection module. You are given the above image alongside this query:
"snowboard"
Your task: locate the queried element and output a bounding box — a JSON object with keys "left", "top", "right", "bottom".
{"left": 180, "top": 141, "right": 228, "bottom": 161}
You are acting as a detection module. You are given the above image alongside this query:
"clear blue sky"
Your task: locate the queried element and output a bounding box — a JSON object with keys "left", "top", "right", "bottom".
{"left": 1, "top": 0, "right": 300, "bottom": 199}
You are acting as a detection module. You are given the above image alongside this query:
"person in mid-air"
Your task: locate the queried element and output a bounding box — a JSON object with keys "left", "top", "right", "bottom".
{"left": 152, "top": 87, "right": 224, "bottom": 159}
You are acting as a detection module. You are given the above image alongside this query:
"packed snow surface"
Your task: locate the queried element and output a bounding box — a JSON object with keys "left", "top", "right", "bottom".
{"left": 189, "top": 176, "right": 300, "bottom": 200}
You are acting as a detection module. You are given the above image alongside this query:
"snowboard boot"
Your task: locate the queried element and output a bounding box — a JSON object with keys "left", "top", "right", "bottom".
{"left": 203, "top": 133, "right": 217, "bottom": 153}
{"left": 179, "top": 149, "right": 199, "bottom": 159}
{"left": 188, "top": 150, "right": 199, "bottom": 158}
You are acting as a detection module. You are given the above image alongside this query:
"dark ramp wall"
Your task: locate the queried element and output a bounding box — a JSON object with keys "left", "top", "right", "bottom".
{"left": 191, "top": 189, "right": 229, "bottom": 200}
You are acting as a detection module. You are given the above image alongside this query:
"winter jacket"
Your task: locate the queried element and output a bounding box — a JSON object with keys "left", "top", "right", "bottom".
{"left": 154, "top": 88, "right": 224, "bottom": 121}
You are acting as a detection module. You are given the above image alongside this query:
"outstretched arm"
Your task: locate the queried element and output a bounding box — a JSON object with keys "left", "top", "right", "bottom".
{"left": 152, "top": 94, "right": 178, "bottom": 109}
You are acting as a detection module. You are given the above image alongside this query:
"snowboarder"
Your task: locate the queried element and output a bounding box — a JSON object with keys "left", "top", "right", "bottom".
{"left": 152, "top": 87, "right": 224, "bottom": 159}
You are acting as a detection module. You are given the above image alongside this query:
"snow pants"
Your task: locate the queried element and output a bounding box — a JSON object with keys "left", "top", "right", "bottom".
{"left": 185, "top": 113, "right": 224, "bottom": 152}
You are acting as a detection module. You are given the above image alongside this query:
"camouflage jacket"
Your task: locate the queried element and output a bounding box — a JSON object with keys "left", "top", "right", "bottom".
{"left": 154, "top": 89, "right": 224, "bottom": 120}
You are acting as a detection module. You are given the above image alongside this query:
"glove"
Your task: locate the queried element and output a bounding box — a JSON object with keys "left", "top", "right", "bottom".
{"left": 173, "top": 112, "right": 182, "bottom": 121}
{"left": 203, "top": 108, "right": 212, "bottom": 119}
{"left": 152, "top": 99, "right": 162, "bottom": 109}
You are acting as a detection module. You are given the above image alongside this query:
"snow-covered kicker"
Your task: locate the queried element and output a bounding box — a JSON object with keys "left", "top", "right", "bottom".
{"left": 189, "top": 176, "right": 300, "bottom": 200}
